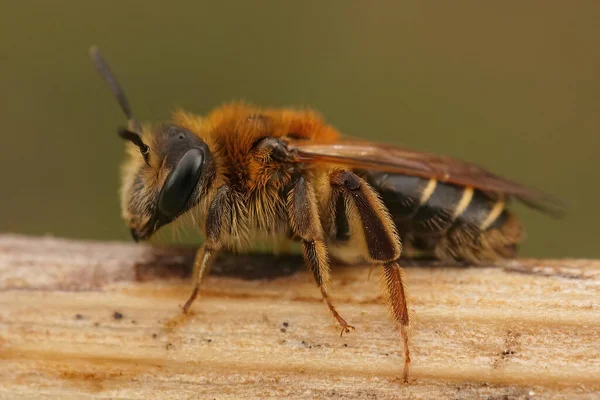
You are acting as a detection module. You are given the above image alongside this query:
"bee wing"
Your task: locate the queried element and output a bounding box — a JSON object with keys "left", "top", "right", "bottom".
{"left": 289, "top": 139, "right": 566, "bottom": 216}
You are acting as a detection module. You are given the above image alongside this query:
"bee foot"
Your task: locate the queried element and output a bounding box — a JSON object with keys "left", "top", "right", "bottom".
{"left": 339, "top": 323, "right": 356, "bottom": 337}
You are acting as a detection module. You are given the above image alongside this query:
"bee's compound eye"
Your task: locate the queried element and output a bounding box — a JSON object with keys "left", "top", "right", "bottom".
{"left": 158, "top": 148, "right": 204, "bottom": 218}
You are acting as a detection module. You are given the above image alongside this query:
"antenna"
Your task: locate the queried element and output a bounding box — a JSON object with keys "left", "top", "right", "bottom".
{"left": 89, "top": 46, "right": 149, "bottom": 164}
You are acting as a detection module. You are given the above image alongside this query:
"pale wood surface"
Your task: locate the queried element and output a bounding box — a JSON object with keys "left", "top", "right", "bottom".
{"left": 0, "top": 234, "right": 598, "bottom": 399}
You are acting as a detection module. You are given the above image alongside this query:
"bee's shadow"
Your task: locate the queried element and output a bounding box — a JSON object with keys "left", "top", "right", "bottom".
{"left": 134, "top": 246, "right": 305, "bottom": 282}
{"left": 133, "top": 246, "right": 478, "bottom": 283}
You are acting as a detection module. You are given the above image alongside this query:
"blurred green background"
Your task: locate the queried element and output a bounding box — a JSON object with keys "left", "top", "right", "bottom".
{"left": 1, "top": 2, "right": 598, "bottom": 258}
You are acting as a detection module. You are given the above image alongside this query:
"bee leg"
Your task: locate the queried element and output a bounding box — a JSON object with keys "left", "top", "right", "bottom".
{"left": 330, "top": 170, "right": 411, "bottom": 383}
{"left": 182, "top": 244, "right": 219, "bottom": 314}
{"left": 382, "top": 262, "right": 411, "bottom": 383}
{"left": 288, "top": 176, "right": 355, "bottom": 336}
{"left": 182, "top": 186, "right": 229, "bottom": 314}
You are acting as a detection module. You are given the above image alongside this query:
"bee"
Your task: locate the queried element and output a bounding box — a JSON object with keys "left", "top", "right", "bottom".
{"left": 89, "top": 47, "right": 563, "bottom": 383}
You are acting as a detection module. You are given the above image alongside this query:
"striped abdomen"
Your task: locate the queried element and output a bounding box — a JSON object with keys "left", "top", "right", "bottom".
{"left": 360, "top": 171, "right": 523, "bottom": 263}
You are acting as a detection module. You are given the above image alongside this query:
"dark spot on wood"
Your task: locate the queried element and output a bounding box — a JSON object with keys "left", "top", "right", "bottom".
{"left": 113, "top": 311, "right": 123, "bottom": 320}
{"left": 152, "top": 333, "right": 158, "bottom": 339}
{"left": 75, "top": 314, "right": 83, "bottom": 320}
{"left": 282, "top": 321, "right": 289, "bottom": 327}
{"left": 207, "top": 338, "right": 212, "bottom": 343}
{"left": 280, "top": 328, "right": 286, "bottom": 333}
{"left": 166, "top": 343, "right": 173, "bottom": 350}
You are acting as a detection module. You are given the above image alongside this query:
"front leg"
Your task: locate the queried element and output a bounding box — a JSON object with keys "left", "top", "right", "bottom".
{"left": 182, "top": 244, "right": 218, "bottom": 313}
{"left": 182, "top": 185, "right": 230, "bottom": 314}
{"left": 288, "top": 176, "right": 355, "bottom": 336}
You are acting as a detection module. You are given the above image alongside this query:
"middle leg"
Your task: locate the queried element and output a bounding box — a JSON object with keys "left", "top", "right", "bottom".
{"left": 287, "top": 175, "right": 355, "bottom": 336}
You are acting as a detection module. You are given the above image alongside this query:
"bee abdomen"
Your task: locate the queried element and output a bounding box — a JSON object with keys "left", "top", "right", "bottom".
{"left": 363, "top": 171, "right": 523, "bottom": 262}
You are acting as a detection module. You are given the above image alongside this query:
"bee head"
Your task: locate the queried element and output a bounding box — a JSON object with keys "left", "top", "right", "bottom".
{"left": 89, "top": 47, "right": 215, "bottom": 241}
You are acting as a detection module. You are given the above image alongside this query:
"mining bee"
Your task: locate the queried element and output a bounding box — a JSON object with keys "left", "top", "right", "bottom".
{"left": 89, "top": 47, "right": 563, "bottom": 382}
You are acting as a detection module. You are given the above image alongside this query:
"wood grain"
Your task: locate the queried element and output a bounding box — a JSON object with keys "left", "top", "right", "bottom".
{"left": 0, "top": 234, "right": 598, "bottom": 399}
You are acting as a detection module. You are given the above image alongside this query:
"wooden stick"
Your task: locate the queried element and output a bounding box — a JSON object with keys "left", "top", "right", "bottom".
{"left": 0, "top": 234, "right": 598, "bottom": 399}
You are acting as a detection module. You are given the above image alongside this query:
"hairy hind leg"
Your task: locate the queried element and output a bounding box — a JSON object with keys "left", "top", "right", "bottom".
{"left": 288, "top": 176, "right": 354, "bottom": 336}
{"left": 330, "top": 170, "right": 411, "bottom": 383}
{"left": 382, "top": 261, "right": 411, "bottom": 381}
